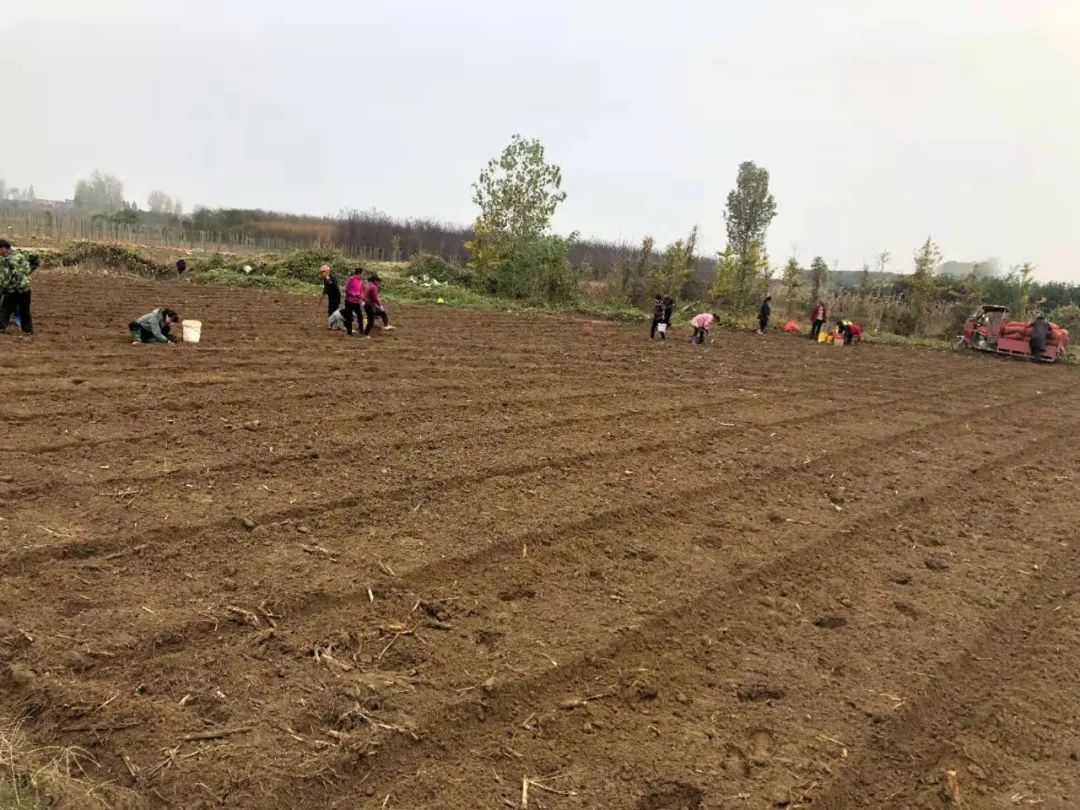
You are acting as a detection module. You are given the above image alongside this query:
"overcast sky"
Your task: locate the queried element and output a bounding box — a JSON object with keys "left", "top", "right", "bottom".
{"left": 5, "top": 0, "right": 1079, "bottom": 280}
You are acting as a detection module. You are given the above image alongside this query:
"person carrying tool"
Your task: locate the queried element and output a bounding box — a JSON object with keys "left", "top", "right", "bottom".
{"left": 0, "top": 239, "right": 38, "bottom": 337}
{"left": 809, "top": 301, "right": 827, "bottom": 340}
{"left": 757, "top": 295, "right": 772, "bottom": 334}
{"left": 129, "top": 308, "right": 181, "bottom": 343}
{"left": 1028, "top": 313, "right": 1051, "bottom": 359}
{"left": 689, "top": 312, "right": 719, "bottom": 345}
{"left": 650, "top": 294, "right": 666, "bottom": 340}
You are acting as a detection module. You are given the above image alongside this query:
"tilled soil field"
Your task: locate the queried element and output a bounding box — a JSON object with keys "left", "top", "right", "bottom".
{"left": 2, "top": 271, "right": 1079, "bottom": 810}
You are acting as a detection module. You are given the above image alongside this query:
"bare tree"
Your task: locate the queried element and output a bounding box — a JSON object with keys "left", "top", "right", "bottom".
{"left": 147, "top": 189, "right": 174, "bottom": 213}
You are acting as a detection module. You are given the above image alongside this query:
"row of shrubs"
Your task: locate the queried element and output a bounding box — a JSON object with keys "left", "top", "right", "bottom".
{"left": 404, "top": 242, "right": 582, "bottom": 305}
{"left": 35, "top": 241, "right": 355, "bottom": 282}
{"left": 36, "top": 240, "right": 585, "bottom": 307}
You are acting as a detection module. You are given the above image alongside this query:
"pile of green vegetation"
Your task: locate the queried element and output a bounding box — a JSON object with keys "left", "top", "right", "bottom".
{"left": 405, "top": 252, "right": 473, "bottom": 286}
{"left": 187, "top": 246, "right": 348, "bottom": 292}
{"left": 43, "top": 241, "right": 167, "bottom": 276}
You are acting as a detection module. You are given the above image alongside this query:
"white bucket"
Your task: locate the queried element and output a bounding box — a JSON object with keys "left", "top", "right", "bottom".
{"left": 657, "top": 323, "right": 668, "bottom": 335}
{"left": 181, "top": 319, "right": 202, "bottom": 343}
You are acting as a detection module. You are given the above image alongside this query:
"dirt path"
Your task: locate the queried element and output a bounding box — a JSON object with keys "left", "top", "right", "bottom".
{"left": 1, "top": 271, "right": 1077, "bottom": 809}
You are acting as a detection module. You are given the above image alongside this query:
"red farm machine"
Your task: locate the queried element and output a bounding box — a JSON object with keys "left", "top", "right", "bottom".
{"left": 959, "top": 305, "right": 1069, "bottom": 362}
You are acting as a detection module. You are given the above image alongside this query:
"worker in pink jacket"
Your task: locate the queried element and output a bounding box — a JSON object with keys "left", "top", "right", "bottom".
{"left": 342, "top": 267, "right": 366, "bottom": 336}
{"left": 689, "top": 312, "right": 719, "bottom": 345}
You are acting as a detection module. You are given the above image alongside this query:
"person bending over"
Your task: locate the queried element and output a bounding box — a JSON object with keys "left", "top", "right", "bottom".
{"left": 689, "top": 312, "right": 719, "bottom": 345}
{"left": 129, "top": 308, "right": 181, "bottom": 344}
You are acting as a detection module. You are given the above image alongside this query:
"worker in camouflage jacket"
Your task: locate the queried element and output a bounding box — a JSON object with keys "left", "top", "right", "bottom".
{"left": 0, "top": 239, "right": 38, "bottom": 336}
{"left": 129, "top": 307, "right": 181, "bottom": 344}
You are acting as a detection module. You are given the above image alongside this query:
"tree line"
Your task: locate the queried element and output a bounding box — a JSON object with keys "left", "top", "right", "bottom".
{"left": 4, "top": 154, "right": 1077, "bottom": 338}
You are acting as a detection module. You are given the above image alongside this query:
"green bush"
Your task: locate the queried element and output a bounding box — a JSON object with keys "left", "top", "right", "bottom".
{"left": 189, "top": 247, "right": 349, "bottom": 282}
{"left": 885, "top": 309, "right": 918, "bottom": 337}
{"left": 482, "top": 236, "right": 580, "bottom": 304}
{"left": 943, "top": 302, "right": 973, "bottom": 339}
{"left": 189, "top": 252, "right": 234, "bottom": 272}
{"left": 1050, "top": 303, "right": 1080, "bottom": 332}
{"left": 190, "top": 268, "right": 314, "bottom": 292}
{"left": 271, "top": 246, "right": 349, "bottom": 281}
{"left": 406, "top": 252, "right": 473, "bottom": 285}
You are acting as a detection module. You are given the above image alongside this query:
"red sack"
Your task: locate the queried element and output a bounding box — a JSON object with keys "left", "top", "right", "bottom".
{"left": 782, "top": 320, "right": 800, "bottom": 333}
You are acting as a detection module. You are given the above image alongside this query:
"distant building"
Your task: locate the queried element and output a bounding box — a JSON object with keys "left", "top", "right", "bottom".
{"left": 36, "top": 199, "right": 76, "bottom": 210}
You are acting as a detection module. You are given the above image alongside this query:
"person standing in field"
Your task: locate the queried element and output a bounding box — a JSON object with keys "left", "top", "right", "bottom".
{"left": 129, "top": 308, "right": 181, "bottom": 344}
{"left": 689, "top": 312, "right": 719, "bottom": 345}
{"left": 0, "top": 239, "right": 38, "bottom": 337}
{"left": 809, "top": 301, "right": 827, "bottom": 340}
{"left": 650, "top": 294, "right": 665, "bottom": 340}
{"left": 319, "top": 264, "right": 342, "bottom": 322}
{"left": 362, "top": 273, "right": 394, "bottom": 336}
{"left": 342, "top": 267, "right": 366, "bottom": 336}
{"left": 757, "top": 295, "right": 772, "bottom": 334}
{"left": 1028, "top": 313, "right": 1051, "bottom": 359}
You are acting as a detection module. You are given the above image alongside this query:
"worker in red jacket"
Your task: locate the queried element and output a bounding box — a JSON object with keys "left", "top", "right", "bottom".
{"left": 362, "top": 274, "right": 395, "bottom": 337}
{"left": 836, "top": 318, "right": 863, "bottom": 345}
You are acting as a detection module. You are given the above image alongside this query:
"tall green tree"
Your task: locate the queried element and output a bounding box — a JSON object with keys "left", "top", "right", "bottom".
{"left": 711, "top": 246, "right": 739, "bottom": 307}
{"left": 723, "top": 162, "right": 777, "bottom": 258}
{"left": 617, "top": 227, "right": 698, "bottom": 306}
{"left": 1013, "top": 261, "right": 1037, "bottom": 316}
{"left": 466, "top": 135, "right": 571, "bottom": 301}
{"left": 647, "top": 226, "right": 698, "bottom": 301}
{"left": 615, "top": 236, "right": 655, "bottom": 306}
{"left": 859, "top": 262, "right": 871, "bottom": 293}
{"left": 713, "top": 241, "right": 769, "bottom": 313}
{"left": 471, "top": 134, "right": 566, "bottom": 243}
{"left": 960, "top": 263, "right": 983, "bottom": 311}
{"left": 781, "top": 257, "right": 803, "bottom": 316}
{"left": 809, "top": 256, "right": 828, "bottom": 303}
{"left": 909, "top": 237, "right": 941, "bottom": 336}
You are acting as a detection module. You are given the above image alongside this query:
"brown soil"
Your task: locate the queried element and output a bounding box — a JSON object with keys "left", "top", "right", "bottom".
{"left": 2, "top": 271, "right": 1079, "bottom": 809}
